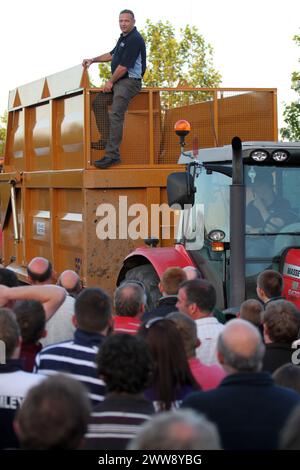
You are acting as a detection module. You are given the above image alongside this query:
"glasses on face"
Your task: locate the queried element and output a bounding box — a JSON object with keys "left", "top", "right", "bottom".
{"left": 144, "top": 316, "right": 165, "bottom": 329}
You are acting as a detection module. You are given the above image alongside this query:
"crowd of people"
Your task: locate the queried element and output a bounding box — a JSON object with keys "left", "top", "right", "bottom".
{"left": 1, "top": 258, "right": 300, "bottom": 450}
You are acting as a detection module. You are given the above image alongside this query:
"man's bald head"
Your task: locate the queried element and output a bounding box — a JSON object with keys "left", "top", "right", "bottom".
{"left": 57, "top": 270, "right": 82, "bottom": 298}
{"left": 114, "top": 282, "right": 145, "bottom": 317}
{"left": 217, "top": 319, "right": 265, "bottom": 373}
{"left": 27, "top": 257, "right": 52, "bottom": 284}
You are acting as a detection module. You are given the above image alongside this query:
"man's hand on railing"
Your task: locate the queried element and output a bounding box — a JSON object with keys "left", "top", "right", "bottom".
{"left": 82, "top": 59, "right": 93, "bottom": 68}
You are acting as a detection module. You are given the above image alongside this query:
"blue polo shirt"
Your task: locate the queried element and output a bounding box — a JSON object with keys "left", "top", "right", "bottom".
{"left": 110, "top": 27, "right": 146, "bottom": 79}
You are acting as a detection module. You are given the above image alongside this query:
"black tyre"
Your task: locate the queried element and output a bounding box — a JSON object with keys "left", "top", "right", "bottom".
{"left": 124, "top": 264, "right": 160, "bottom": 311}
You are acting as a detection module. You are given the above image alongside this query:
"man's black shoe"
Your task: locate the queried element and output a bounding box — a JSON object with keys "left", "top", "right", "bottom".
{"left": 91, "top": 139, "right": 107, "bottom": 150}
{"left": 94, "top": 156, "right": 121, "bottom": 169}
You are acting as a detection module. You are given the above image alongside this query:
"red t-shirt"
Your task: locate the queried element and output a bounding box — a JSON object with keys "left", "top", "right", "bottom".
{"left": 113, "top": 316, "right": 141, "bottom": 335}
{"left": 20, "top": 342, "right": 43, "bottom": 372}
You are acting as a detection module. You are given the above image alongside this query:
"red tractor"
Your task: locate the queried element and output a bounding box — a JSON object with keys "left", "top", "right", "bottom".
{"left": 117, "top": 122, "right": 300, "bottom": 312}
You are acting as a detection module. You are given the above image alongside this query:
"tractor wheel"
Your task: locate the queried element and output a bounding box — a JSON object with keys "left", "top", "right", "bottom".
{"left": 124, "top": 264, "right": 160, "bottom": 311}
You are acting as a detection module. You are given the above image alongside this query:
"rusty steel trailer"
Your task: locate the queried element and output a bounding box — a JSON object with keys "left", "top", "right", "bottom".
{"left": 0, "top": 65, "right": 277, "bottom": 296}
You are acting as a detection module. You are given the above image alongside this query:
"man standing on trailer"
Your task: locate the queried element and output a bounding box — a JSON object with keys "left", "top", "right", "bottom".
{"left": 82, "top": 9, "right": 146, "bottom": 169}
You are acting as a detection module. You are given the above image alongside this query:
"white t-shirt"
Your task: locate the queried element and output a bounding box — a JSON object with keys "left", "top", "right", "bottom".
{"left": 195, "top": 316, "right": 224, "bottom": 366}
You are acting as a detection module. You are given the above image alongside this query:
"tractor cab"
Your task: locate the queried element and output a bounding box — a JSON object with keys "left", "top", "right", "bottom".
{"left": 167, "top": 127, "right": 300, "bottom": 308}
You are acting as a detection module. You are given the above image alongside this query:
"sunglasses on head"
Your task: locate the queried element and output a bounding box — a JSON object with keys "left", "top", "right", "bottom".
{"left": 144, "top": 316, "right": 166, "bottom": 329}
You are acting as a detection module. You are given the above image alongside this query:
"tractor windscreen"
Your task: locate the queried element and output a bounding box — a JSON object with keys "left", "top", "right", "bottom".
{"left": 245, "top": 165, "right": 300, "bottom": 277}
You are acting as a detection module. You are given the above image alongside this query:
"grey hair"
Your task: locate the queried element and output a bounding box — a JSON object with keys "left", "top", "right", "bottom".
{"left": 217, "top": 332, "right": 265, "bottom": 372}
{"left": 183, "top": 266, "right": 201, "bottom": 279}
{"left": 114, "top": 282, "right": 146, "bottom": 317}
{"left": 128, "top": 409, "right": 221, "bottom": 450}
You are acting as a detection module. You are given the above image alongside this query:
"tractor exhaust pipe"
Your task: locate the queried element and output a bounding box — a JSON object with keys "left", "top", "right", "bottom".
{"left": 229, "top": 137, "right": 245, "bottom": 307}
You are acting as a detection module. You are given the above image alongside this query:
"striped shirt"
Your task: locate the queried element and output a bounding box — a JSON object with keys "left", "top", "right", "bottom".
{"left": 84, "top": 394, "right": 154, "bottom": 450}
{"left": 34, "top": 329, "right": 106, "bottom": 406}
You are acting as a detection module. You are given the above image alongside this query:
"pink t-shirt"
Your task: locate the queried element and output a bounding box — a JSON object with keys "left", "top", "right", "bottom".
{"left": 189, "top": 357, "right": 226, "bottom": 391}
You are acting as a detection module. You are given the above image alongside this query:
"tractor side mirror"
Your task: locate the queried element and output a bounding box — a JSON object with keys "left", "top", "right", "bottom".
{"left": 167, "top": 171, "right": 195, "bottom": 209}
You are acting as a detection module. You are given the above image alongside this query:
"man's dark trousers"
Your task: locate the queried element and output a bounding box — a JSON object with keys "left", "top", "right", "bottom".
{"left": 92, "top": 78, "right": 141, "bottom": 160}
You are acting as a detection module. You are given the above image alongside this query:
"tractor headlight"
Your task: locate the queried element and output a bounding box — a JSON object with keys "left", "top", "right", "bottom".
{"left": 250, "top": 150, "right": 269, "bottom": 162}
{"left": 272, "top": 150, "right": 289, "bottom": 162}
{"left": 208, "top": 229, "right": 225, "bottom": 242}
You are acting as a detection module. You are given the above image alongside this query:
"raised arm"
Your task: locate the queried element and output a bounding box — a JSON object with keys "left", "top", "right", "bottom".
{"left": 0, "top": 285, "right": 66, "bottom": 320}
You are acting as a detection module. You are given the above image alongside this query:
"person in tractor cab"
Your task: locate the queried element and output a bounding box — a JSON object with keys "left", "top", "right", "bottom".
{"left": 246, "top": 171, "right": 294, "bottom": 233}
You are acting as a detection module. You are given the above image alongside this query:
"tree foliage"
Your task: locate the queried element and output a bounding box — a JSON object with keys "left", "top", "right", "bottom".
{"left": 97, "top": 20, "right": 221, "bottom": 108}
{"left": 281, "top": 33, "right": 300, "bottom": 141}
{"left": 141, "top": 21, "right": 221, "bottom": 88}
{"left": 0, "top": 111, "right": 7, "bottom": 156}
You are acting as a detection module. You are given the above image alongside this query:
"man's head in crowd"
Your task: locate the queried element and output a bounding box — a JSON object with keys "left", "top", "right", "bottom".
{"left": 114, "top": 282, "right": 146, "bottom": 318}
{"left": 128, "top": 409, "right": 221, "bottom": 450}
{"left": 183, "top": 266, "right": 201, "bottom": 281}
{"left": 280, "top": 405, "right": 300, "bottom": 450}
{"left": 176, "top": 279, "right": 216, "bottom": 318}
{"left": 57, "top": 270, "right": 82, "bottom": 298}
{"left": 74, "top": 287, "right": 112, "bottom": 334}
{"left": 13, "top": 300, "right": 46, "bottom": 345}
{"left": 96, "top": 333, "right": 152, "bottom": 394}
{"left": 273, "top": 364, "right": 300, "bottom": 395}
{"left": 159, "top": 267, "right": 187, "bottom": 296}
{"left": 263, "top": 300, "right": 300, "bottom": 345}
{"left": 27, "top": 257, "right": 53, "bottom": 285}
{"left": 239, "top": 299, "right": 263, "bottom": 327}
{"left": 14, "top": 374, "right": 91, "bottom": 449}
{"left": 217, "top": 319, "right": 265, "bottom": 374}
{"left": 256, "top": 270, "right": 283, "bottom": 303}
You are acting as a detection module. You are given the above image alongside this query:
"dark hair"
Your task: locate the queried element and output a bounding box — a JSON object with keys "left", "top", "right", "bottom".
{"left": 263, "top": 300, "right": 300, "bottom": 343}
{"left": 0, "top": 268, "right": 19, "bottom": 287}
{"left": 27, "top": 261, "right": 52, "bottom": 283}
{"left": 273, "top": 364, "right": 300, "bottom": 394}
{"left": 161, "top": 267, "right": 187, "bottom": 295}
{"left": 0, "top": 308, "right": 20, "bottom": 358}
{"left": 240, "top": 299, "right": 263, "bottom": 327}
{"left": 15, "top": 375, "right": 91, "bottom": 449}
{"left": 179, "top": 279, "right": 216, "bottom": 313}
{"left": 120, "top": 9, "right": 135, "bottom": 18}
{"left": 257, "top": 269, "right": 283, "bottom": 299}
{"left": 13, "top": 300, "right": 46, "bottom": 344}
{"left": 96, "top": 333, "right": 152, "bottom": 393}
{"left": 139, "top": 319, "right": 198, "bottom": 410}
{"left": 280, "top": 405, "right": 300, "bottom": 450}
{"left": 75, "top": 287, "right": 112, "bottom": 332}
{"left": 114, "top": 283, "right": 145, "bottom": 317}
{"left": 167, "top": 311, "right": 198, "bottom": 358}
